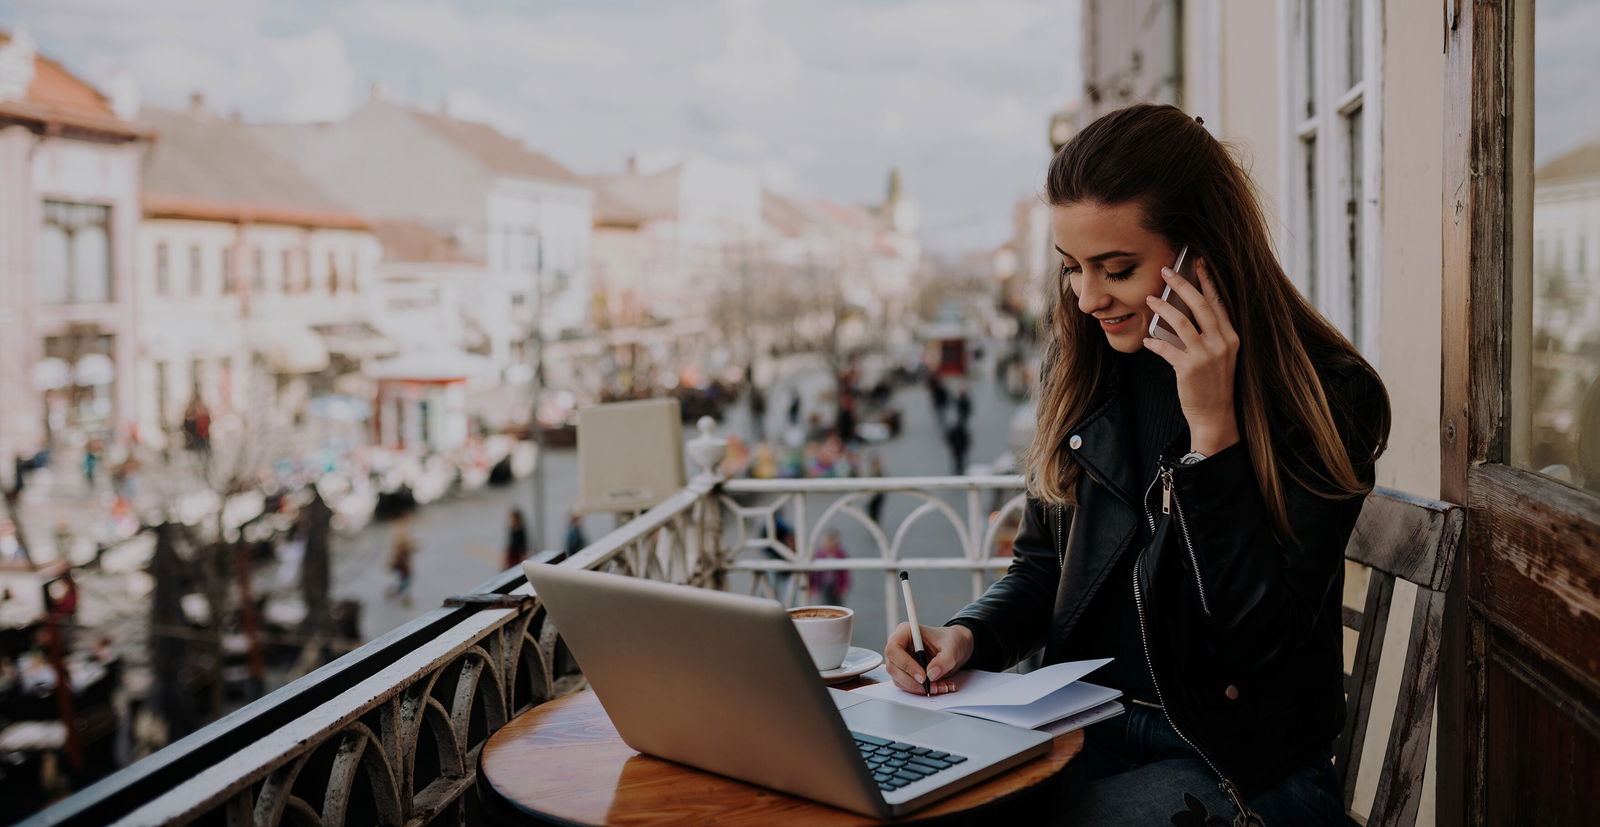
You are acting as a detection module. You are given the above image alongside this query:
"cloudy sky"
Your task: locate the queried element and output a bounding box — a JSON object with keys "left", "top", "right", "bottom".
{"left": 0, "top": 0, "right": 1080, "bottom": 257}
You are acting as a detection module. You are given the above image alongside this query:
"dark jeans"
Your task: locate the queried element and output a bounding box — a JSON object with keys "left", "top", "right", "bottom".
{"left": 1058, "top": 705, "right": 1343, "bottom": 825}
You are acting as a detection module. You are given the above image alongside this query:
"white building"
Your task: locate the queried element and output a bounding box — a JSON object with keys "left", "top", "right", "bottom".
{"left": 136, "top": 103, "right": 381, "bottom": 444}
{"left": 1531, "top": 143, "right": 1600, "bottom": 483}
{"left": 590, "top": 154, "right": 764, "bottom": 329}
{"left": 0, "top": 28, "right": 147, "bottom": 470}
{"left": 252, "top": 97, "right": 594, "bottom": 381}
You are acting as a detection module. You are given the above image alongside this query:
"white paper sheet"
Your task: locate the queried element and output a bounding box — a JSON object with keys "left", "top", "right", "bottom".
{"left": 849, "top": 657, "right": 1119, "bottom": 729}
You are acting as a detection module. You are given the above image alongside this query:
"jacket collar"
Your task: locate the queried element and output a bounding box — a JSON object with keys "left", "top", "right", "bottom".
{"left": 1064, "top": 373, "right": 1187, "bottom": 507}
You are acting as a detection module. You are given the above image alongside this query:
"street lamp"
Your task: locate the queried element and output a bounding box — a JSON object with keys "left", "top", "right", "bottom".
{"left": 528, "top": 233, "right": 547, "bottom": 554}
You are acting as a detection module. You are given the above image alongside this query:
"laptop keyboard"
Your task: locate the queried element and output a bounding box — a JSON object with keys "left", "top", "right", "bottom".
{"left": 850, "top": 732, "right": 969, "bottom": 792}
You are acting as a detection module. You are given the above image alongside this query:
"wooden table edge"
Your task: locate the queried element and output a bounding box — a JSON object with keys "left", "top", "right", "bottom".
{"left": 479, "top": 688, "right": 1086, "bottom": 826}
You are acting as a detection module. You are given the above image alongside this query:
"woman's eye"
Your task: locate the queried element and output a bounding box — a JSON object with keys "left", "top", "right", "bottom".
{"left": 1105, "top": 267, "right": 1136, "bottom": 281}
{"left": 1060, "top": 263, "right": 1080, "bottom": 277}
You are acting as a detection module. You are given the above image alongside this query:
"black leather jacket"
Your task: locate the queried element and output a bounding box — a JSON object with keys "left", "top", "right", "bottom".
{"left": 950, "top": 356, "right": 1384, "bottom": 803}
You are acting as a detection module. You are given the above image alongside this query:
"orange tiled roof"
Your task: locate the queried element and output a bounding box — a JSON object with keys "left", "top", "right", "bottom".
{"left": 143, "top": 193, "right": 369, "bottom": 230}
{"left": 0, "top": 29, "right": 148, "bottom": 139}
{"left": 408, "top": 107, "right": 586, "bottom": 185}
{"left": 140, "top": 106, "right": 369, "bottom": 230}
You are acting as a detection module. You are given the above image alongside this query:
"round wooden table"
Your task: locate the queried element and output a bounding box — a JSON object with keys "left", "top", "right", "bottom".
{"left": 478, "top": 675, "right": 1085, "bottom": 825}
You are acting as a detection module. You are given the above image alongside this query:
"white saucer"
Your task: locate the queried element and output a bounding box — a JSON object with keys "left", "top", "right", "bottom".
{"left": 819, "top": 646, "right": 884, "bottom": 684}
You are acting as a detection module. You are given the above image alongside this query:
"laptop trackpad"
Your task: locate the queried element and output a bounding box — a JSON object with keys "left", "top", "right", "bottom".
{"left": 840, "top": 698, "right": 953, "bottom": 737}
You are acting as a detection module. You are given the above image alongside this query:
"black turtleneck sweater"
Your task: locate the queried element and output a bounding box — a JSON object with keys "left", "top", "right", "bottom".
{"left": 1061, "top": 348, "right": 1186, "bottom": 705}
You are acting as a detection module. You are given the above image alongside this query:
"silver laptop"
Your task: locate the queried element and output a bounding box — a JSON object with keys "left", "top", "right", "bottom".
{"left": 523, "top": 562, "right": 1053, "bottom": 819}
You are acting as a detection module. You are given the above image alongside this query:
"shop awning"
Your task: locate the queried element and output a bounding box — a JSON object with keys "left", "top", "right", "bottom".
{"left": 251, "top": 323, "right": 329, "bottom": 374}
{"left": 365, "top": 346, "right": 489, "bottom": 382}
{"left": 314, "top": 322, "right": 399, "bottom": 360}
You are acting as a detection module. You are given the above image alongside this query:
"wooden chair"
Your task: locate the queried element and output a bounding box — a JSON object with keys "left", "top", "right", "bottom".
{"left": 1335, "top": 487, "right": 1465, "bottom": 826}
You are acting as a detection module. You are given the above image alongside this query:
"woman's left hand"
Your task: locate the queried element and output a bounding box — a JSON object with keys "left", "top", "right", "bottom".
{"left": 1143, "top": 258, "right": 1241, "bottom": 455}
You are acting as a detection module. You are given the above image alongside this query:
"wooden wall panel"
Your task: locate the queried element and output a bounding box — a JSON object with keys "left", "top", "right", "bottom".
{"left": 1470, "top": 465, "right": 1600, "bottom": 691}
{"left": 1484, "top": 654, "right": 1600, "bottom": 825}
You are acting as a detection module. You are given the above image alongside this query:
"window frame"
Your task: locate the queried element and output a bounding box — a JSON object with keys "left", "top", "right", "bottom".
{"left": 155, "top": 241, "right": 171, "bottom": 297}
{"left": 188, "top": 244, "right": 204, "bottom": 296}
{"left": 40, "top": 200, "right": 114, "bottom": 304}
{"left": 1279, "top": 0, "right": 1384, "bottom": 362}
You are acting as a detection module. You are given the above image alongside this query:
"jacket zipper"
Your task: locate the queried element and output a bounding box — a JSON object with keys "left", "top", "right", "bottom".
{"left": 1148, "top": 465, "right": 1212, "bottom": 618}
{"left": 1132, "top": 550, "right": 1261, "bottom": 825}
{"left": 1055, "top": 505, "right": 1065, "bottom": 569}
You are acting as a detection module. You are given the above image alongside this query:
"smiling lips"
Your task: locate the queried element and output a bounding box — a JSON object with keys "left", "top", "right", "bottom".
{"left": 1097, "top": 313, "right": 1137, "bottom": 331}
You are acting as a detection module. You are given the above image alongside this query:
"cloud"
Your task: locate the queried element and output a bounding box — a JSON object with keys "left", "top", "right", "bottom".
{"left": 4, "top": 0, "right": 1081, "bottom": 255}
{"left": 693, "top": 0, "right": 801, "bottom": 104}
{"left": 4, "top": 0, "right": 357, "bottom": 123}
{"left": 265, "top": 28, "right": 354, "bottom": 122}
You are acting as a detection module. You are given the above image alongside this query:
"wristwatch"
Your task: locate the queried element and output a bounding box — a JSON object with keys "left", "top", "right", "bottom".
{"left": 1179, "top": 451, "right": 1207, "bottom": 466}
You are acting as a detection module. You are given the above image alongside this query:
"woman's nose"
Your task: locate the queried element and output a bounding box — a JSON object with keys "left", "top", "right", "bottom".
{"left": 1076, "top": 276, "right": 1110, "bottom": 315}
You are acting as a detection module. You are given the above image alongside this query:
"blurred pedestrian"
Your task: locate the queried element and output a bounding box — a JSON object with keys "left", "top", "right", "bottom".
{"left": 787, "top": 389, "right": 802, "bottom": 426}
{"left": 928, "top": 375, "right": 950, "bottom": 424}
{"left": 388, "top": 513, "right": 417, "bottom": 606}
{"left": 945, "top": 420, "right": 971, "bottom": 476}
{"left": 955, "top": 389, "right": 973, "bottom": 423}
{"left": 766, "top": 514, "right": 797, "bottom": 601}
{"left": 866, "top": 454, "right": 887, "bottom": 525}
{"left": 751, "top": 443, "right": 779, "bottom": 479}
{"left": 505, "top": 509, "right": 529, "bottom": 569}
{"left": 749, "top": 385, "right": 768, "bottom": 440}
{"left": 82, "top": 442, "right": 100, "bottom": 490}
{"left": 182, "top": 396, "right": 211, "bottom": 454}
{"left": 809, "top": 530, "right": 851, "bottom": 605}
{"left": 835, "top": 394, "right": 857, "bottom": 444}
{"left": 0, "top": 520, "right": 26, "bottom": 565}
{"left": 563, "top": 511, "right": 588, "bottom": 556}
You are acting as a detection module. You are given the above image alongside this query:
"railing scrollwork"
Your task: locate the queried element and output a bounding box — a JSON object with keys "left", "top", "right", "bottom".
{"left": 27, "top": 469, "right": 1028, "bottom": 825}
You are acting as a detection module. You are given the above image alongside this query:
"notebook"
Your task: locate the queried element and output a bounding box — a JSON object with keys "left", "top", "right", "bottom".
{"left": 850, "top": 658, "right": 1124, "bottom": 730}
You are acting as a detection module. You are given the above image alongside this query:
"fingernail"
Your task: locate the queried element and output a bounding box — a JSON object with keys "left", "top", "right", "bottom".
{"left": 1162, "top": 267, "right": 1174, "bottom": 277}
{"left": 912, "top": 673, "right": 923, "bottom": 683}
{"left": 1146, "top": 295, "right": 1158, "bottom": 304}
{"left": 928, "top": 667, "right": 942, "bottom": 681}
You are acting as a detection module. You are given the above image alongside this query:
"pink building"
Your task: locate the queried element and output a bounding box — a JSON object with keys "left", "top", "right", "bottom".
{"left": 0, "top": 29, "right": 147, "bottom": 474}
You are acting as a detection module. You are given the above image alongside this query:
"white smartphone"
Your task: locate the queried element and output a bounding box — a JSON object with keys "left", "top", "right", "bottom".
{"left": 1147, "top": 245, "right": 1200, "bottom": 351}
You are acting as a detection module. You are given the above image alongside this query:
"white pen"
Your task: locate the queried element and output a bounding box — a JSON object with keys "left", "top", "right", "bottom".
{"left": 898, "top": 570, "right": 931, "bottom": 696}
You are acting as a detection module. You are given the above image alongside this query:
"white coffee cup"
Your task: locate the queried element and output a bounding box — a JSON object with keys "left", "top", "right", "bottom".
{"left": 789, "top": 605, "right": 854, "bottom": 671}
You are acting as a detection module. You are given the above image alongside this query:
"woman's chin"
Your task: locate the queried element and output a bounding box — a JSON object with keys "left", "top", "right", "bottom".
{"left": 1104, "top": 332, "right": 1146, "bottom": 354}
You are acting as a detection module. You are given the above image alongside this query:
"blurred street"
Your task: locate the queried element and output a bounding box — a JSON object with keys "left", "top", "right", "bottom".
{"left": 341, "top": 344, "right": 1028, "bottom": 652}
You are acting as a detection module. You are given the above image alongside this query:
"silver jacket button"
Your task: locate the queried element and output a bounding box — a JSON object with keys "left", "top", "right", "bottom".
{"left": 1069, "top": 435, "right": 1082, "bottom": 450}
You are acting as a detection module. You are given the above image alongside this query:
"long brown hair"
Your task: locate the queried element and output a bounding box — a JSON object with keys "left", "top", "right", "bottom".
{"left": 1028, "top": 103, "right": 1390, "bottom": 539}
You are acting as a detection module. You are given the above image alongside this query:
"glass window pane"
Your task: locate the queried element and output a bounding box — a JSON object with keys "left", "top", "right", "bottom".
{"left": 1302, "top": 0, "right": 1317, "bottom": 118}
{"left": 1524, "top": 0, "right": 1600, "bottom": 492}
{"left": 73, "top": 222, "right": 110, "bottom": 303}
{"left": 39, "top": 223, "right": 69, "bottom": 303}
{"left": 156, "top": 242, "right": 170, "bottom": 295}
{"left": 1347, "top": 0, "right": 1364, "bottom": 87}
{"left": 1304, "top": 135, "right": 1318, "bottom": 299}
{"left": 1347, "top": 107, "right": 1363, "bottom": 347}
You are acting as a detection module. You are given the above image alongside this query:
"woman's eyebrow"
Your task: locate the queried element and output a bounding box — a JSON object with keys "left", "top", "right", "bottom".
{"left": 1054, "top": 245, "right": 1138, "bottom": 263}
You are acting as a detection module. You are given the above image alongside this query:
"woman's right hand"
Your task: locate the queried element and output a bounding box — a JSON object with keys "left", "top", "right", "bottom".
{"left": 884, "top": 622, "right": 973, "bottom": 695}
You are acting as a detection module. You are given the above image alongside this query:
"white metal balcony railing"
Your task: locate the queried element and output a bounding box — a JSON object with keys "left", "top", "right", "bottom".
{"left": 27, "top": 470, "right": 1024, "bottom": 826}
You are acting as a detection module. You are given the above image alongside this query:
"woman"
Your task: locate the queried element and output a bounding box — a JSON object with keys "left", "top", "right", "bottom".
{"left": 884, "top": 104, "right": 1389, "bottom": 825}
{"left": 808, "top": 530, "right": 851, "bottom": 605}
{"left": 505, "top": 509, "right": 529, "bottom": 569}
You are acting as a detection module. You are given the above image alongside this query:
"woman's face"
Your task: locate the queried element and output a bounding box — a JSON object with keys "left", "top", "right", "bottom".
{"left": 1051, "top": 200, "right": 1181, "bottom": 354}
